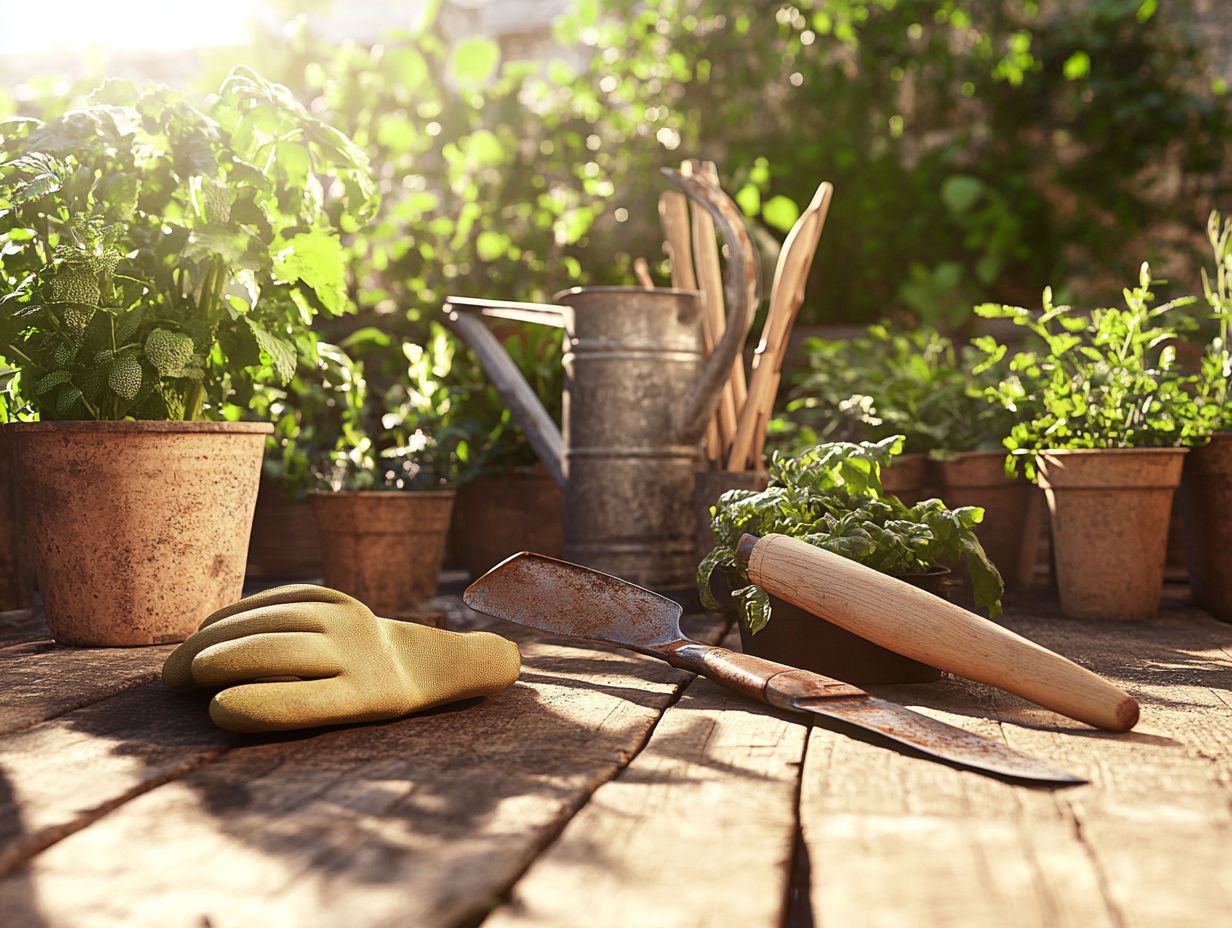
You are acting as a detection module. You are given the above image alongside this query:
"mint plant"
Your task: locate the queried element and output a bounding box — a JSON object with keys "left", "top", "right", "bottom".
{"left": 698, "top": 437, "right": 1004, "bottom": 633}
{"left": 975, "top": 263, "right": 1211, "bottom": 476}
{"left": 0, "top": 69, "right": 375, "bottom": 420}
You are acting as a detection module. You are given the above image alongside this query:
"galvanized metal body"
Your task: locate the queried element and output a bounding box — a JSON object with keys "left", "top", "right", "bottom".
{"left": 463, "top": 552, "right": 1085, "bottom": 785}
{"left": 444, "top": 170, "right": 758, "bottom": 590}
{"left": 557, "top": 286, "right": 704, "bottom": 587}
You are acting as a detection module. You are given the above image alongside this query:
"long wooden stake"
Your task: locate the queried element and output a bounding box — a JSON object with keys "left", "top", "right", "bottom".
{"left": 728, "top": 181, "right": 833, "bottom": 472}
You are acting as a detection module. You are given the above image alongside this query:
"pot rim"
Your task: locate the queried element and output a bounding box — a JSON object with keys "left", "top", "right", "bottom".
{"left": 1037, "top": 446, "right": 1190, "bottom": 457}
{"left": 2, "top": 419, "right": 273, "bottom": 434}
{"left": 310, "top": 489, "right": 457, "bottom": 499}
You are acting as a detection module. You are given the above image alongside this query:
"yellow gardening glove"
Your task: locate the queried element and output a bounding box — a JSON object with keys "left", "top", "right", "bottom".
{"left": 162, "top": 584, "right": 520, "bottom": 733}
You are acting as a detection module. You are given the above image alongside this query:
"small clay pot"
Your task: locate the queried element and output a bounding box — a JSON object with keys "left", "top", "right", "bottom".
{"left": 7, "top": 420, "right": 271, "bottom": 646}
{"left": 738, "top": 569, "right": 948, "bottom": 684}
{"left": 312, "top": 490, "right": 455, "bottom": 615}
{"left": 693, "top": 469, "right": 770, "bottom": 563}
{"left": 450, "top": 469, "right": 564, "bottom": 578}
{"left": 881, "top": 452, "right": 932, "bottom": 505}
{"left": 1178, "top": 432, "right": 1232, "bottom": 621}
{"left": 1036, "top": 448, "right": 1187, "bottom": 620}
{"left": 935, "top": 451, "right": 1043, "bottom": 590}
{"left": 247, "top": 481, "right": 323, "bottom": 579}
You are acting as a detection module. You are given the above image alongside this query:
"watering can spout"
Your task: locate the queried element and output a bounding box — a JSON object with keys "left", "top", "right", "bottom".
{"left": 659, "top": 168, "right": 759, "bottom": 446}
{"left": 442, "top": 297, "right": 567, "bottom": 487}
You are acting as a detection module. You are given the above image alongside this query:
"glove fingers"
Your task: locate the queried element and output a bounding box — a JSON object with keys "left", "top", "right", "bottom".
{"left": 162, "top": 604, "right": 333, "bottom": 691}
{"left": 190, "top": 632, "right": 341, "bottom": 689}
{"left": 208, "top": 679, "right": 371, "bottom": 733}
{"left": 196, "top": 584, "right": 366, "bottom": 631}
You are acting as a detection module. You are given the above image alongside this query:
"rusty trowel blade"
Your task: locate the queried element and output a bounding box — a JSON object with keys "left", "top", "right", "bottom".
{"left": 463, "top": 552, "right": 685, "bottom": 651}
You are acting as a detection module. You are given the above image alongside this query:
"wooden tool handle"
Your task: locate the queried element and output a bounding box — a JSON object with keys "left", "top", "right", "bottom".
{"left": 740, "top": 533, "right": 1140, "bottom": 732}
{"left": 662, "top": 641, "right": 864, "bottom": 708}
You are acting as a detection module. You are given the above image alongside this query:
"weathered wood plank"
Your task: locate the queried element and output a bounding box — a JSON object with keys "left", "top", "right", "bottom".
{"left": 0, "top": 640, "right": 174, "bottom": 736}
{"left": 798, "top": 601, "right": 1232, "bottom": 928}
{"left": 0, "top": 612, "right": 724, "bottom": 928}
{"left": 487, "top": 632, "right": 806, "bottom": 928}
{"left": 0, "top": 608, "right": 43, "bottom": 649}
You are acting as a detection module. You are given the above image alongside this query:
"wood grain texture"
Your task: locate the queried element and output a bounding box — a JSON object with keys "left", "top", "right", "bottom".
{"left": 0, "top": 612, "right": 725, "bottom": 928}
{"left": 487, "top": 633, "right": 806, "bottom": 928}
{"left": 0, "top": 639, "right": 175, "bottom": 736}
{"left": 746, "top": 533, "right": 1138, "bottom": 731}
{"left": 800, "top": 600, "right": 1232, "bottom": 928}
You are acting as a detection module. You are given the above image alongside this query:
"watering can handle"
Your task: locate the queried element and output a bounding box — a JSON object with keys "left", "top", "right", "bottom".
{"left": 443, "top": 297, "right": 567, "bottom": 488}
{"left": 660, "top": 168, "right": 760, "bottom": 446}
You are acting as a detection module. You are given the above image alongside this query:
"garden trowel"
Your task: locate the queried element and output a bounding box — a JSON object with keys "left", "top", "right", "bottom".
{"left": 464, "top": 552, "right": 1085, "bottom": 786}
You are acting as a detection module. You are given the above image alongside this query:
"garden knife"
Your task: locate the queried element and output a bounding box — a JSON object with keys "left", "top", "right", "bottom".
{"left": 464, "top": 552, "right": 1085, "bottom": 786}
{"left": 737, "top": 533, "right": 1140, "bottom": 732}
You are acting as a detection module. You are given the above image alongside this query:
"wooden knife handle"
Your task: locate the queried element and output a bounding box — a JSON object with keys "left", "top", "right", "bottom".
{"left": 740, "top": 533, "right": 1140, "bottom": 732}
{"left": 663, "top": 642, "right": 866, "bottom": 709}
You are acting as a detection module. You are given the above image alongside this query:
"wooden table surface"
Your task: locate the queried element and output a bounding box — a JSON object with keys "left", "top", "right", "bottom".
{"left": 1, "top": 580, "right": 1231, "bottom": 928}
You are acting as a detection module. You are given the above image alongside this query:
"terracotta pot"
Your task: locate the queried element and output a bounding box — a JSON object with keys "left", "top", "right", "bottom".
{"left": 881, "top": 452, "right": 931, "bottom": 505}
{"left": 738, "top": 570, "right": 949, "bottom": 684}
{"left": 312, "top": 490, "right": 455, "bottom": 615}
{"left": 0, "top": 429, "right": 32, "bottom": 611}
{"left": 7, "top": 420, "right": 270, "bottom": 646}
{"left": 1036, "top": 448, "right": 1187, "bottom": 620}
{"left": 936, "top": 451, "right": 1043, "bottom": 590}
{"left": 450, "top": 470, "right": 564, "bottom": 578}
{"left": 1178, "top": 432, "right": 1232, "bottom": 621}
{"left": 247, "top": 481, "right": 323, "bottom": 579}
{"left": 693, "top": 469, "right": 770, "bottom": 563}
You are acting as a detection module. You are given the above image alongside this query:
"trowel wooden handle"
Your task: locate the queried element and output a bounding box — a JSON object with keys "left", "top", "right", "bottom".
{"left": 739, "top": 533, "right": 1140, "bottom": 732}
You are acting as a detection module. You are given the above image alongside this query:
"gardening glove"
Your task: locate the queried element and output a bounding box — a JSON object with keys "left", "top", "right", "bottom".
{"left": 162, "top": 584, "right": 521, "bottom": 733}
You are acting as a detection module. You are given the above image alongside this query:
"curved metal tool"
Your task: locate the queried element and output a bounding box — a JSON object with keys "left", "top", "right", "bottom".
{"left": 464, "top": 552, "right": 1086, "bottom": 786}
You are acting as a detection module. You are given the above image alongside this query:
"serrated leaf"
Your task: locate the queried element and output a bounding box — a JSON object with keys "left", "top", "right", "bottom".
{"left": 246, "top": 318, "right": 297, "bottom": 383}
{"left": 34, "top": 370, "right": 71, "bottom": 394}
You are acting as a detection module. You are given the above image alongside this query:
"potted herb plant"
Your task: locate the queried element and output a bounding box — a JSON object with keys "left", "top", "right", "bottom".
{"left": 245, "top": 343, "right": 365, "bottom": 579}
{"left": 977, "top": 265, "right": 1211, "bottom": 620}
{"left": 312, "top": 424, "right": 457, "bottom": 616}
{"left": 1179, "top": 212, "right": 1232, "bottom": 622}
{"left": 698, "top": 436, "right": 1003, "bottom": 683}
{"left": 0, "top": 70, "right": 374, "bottom": 645}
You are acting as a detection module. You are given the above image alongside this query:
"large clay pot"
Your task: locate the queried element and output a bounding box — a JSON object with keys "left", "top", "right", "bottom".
{"left": 1036, "top": 448, "right": 1187, "bottom": 620}
{"left": 738, "top": 570, "right": 949, "bottom": 684}
{"left": 936, "top": 451, "right": 1042, "bottom": 590}
{"left": 881, "top": 452, "right": 931, "bottom": 505}
{"left": 312, "top": 491, "right": 455, "bottom": 615}
{"left": 0, "top": 429, "right": 32, "bottom": 611}
{"left": 1178, "top": 432, "right": 1232, "bottom": 621}
{"left": 7, "top": 421, "right": 271, "bottom": 646}
{"left": 450, "top": 470, "right": 564, "bottom": 578}
{"left": 247, "top": 481, "right": 323, "bottom": 579}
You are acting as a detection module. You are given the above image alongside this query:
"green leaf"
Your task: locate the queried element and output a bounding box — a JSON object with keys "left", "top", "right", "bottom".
{"left": 450, "top": 37, "right": 501, "bottom": 86}
{"left": 941, "top": 175, "right": 984, "bottom": 214}
{"left": 246, "top": 318, "right": 297, "bottom": 383}
{"left": 272, "top": 230, "right": 349, "bottom": 316}
{"left": 1063, "top": 51, "right": 1091, "bottom": 80}
{"left": 34, "top": 370, "right": 71, "bottom": 394}
{"left": 762, "top": 195, "right": 800, "bottom": 233}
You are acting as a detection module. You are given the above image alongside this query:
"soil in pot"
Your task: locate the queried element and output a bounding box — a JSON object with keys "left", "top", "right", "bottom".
{"left": 1036, "top": 448, "right": 1187, "bottom": 620}
{"left": 312, "top": 491, "right": 455, "bottom": 616}
{"left": 449, "top": 470, "right": 564, "bottom": 578}
{"left": 1178, "top": 432, "right": 1232, "bottom": 621}
{"left": 731, "top": 569, "right": 948, "bottom": 684}
{"left": 936, "top": 451, "right": 1043, "bottom": 591}
{"left": 881, "top": 452, "right": 932, "bottom": 506}
{"left": 247, "top": 481, "right": 323, "bottom": 579}
{"left": 8, "top": 420, "right": 271, "bottom": 646}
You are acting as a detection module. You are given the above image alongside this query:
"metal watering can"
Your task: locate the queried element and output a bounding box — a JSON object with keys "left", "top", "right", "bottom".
{"left": 444, "top": 170, "right": 756, "bottom": 590}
